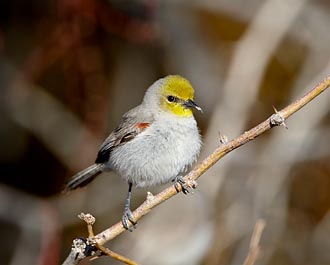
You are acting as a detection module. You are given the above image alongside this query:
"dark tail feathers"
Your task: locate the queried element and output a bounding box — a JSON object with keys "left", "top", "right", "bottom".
{"left": 64, "top": 164, "right": 104, "bottom": 192}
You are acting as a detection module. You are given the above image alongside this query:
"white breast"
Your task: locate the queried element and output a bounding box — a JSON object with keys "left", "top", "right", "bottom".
{"left": 109, "top": 114, "right": 201, "bottom": 188}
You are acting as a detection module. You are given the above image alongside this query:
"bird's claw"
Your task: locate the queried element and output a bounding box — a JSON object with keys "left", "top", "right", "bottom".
{"left": 121, "top": 208, "right": 137, "bottom": 231}
{"left": 173, "top": 176, "right": 190, "bottom": 194}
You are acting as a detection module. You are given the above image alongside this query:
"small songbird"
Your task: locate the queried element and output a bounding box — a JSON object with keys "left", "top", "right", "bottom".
{"left": 65, "top": 75, "right": 202, "bottom": 230}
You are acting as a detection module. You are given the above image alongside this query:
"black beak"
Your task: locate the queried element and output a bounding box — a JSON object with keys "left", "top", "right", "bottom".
{"left": 183, "top": 99, "right": 203, "bottom": 112}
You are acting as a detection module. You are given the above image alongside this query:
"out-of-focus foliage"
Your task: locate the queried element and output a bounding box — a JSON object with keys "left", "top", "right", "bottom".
{"left": 0, "top": 0, "right": 329, "bottom": 265}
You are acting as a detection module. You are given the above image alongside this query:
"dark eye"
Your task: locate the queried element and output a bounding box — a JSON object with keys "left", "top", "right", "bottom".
{"left": 167, "top": 95, "right": 175, "bottom": 102}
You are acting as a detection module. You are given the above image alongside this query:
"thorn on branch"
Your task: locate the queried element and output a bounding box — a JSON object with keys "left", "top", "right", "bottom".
{"left": 219, "top": 132, "right": 229, "bottom": 144}
{"left": 146, "top": 191, "right": 154, "bottom": 203}
{"left": 270, "top": 106, "right": 288, "bottom": 128}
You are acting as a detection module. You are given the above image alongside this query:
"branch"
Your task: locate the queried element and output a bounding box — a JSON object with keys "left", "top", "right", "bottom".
{"left": 243, "top": 219, "right": 266, "bottom": 265}
{"left": 62, "top": 213, "right": 138, "bottom": 265}
{"left": 63, "top": 75, "right": 330, "bottom": 264}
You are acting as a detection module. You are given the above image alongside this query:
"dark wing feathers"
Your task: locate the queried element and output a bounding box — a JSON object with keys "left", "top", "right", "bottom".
{"left": 95, "top": 107, "right": 152, "bottom": 164}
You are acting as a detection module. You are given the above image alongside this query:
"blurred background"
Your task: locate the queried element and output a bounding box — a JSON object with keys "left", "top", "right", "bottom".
{"left": 0, "top": 0, "right": 330, "bottom": 264}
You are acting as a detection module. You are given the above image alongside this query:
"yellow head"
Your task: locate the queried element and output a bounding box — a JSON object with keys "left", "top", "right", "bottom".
{"left": 159, "top": 75, "right": 202, "bottom": 117}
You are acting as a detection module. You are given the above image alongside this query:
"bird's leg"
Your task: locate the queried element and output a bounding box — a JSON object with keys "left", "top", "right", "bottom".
{"left": 122, "top": 182, "right": 137, "bottom": 231}
{"left": 173, "top": 176, "right": 190, "bottom": 194}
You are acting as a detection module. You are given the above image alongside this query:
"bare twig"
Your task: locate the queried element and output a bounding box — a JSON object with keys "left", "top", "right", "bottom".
{"left": 95, "top": 244, "right": 139, "bottom": 265}
{"left": 66, "top": 213, "right": 138, "bottom": 265}
{"left": 243, "top": 219, "right": 266, "bottom": 265}
{"left": 78, "top": 213, "right": 96, "bottom": 237}
{"left": 63, "top": 75, "right": 330, "bottom": 264}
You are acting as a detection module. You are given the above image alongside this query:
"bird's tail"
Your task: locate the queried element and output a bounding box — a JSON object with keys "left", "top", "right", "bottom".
{"left": 64, "top": 164, "right": 104, "bottom": 192}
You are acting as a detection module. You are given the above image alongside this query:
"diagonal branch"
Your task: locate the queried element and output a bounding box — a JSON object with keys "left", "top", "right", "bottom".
{"left": 63, "top": 75, "right": 330, "bottom": 264}
{"left": 243, "top": 219, "right": 266, "bottom": 265}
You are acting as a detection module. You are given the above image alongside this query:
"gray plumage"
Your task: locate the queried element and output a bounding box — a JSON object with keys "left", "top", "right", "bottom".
{"left": 64, "top": 75, "right": 202, "bottom": 229}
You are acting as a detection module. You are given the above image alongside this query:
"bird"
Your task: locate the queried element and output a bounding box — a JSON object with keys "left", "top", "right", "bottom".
{"left": 65, "top": 75, "right": 202, "bottom": 230}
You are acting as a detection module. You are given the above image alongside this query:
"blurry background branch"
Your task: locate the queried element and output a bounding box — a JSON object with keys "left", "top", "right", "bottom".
{"left": 243, "top": 219, "right": 266, "bottom": 265}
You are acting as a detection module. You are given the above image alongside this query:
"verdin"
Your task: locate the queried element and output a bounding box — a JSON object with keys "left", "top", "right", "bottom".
{"left": 66, "top": 75, "right": 202, "bottom": 230}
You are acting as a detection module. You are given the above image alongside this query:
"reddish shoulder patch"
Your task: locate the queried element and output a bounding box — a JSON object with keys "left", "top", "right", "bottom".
{"left": 136, "top": 122, "right": 151, "bottom": 129}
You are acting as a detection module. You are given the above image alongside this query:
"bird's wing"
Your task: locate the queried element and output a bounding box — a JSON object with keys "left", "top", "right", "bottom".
{"left": 95, "top": 106, "right": 153, "bottom": 164}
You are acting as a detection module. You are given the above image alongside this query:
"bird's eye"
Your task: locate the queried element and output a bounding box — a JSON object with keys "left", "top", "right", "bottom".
{"left": 167, "top": 95, "right": 175, "bottom": 102}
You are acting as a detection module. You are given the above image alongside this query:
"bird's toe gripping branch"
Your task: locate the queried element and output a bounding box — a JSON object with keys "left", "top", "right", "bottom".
{"left": 173, "top": 176, "right": 197, "bottom": 194}
{"left": 122, "top": 208, "right": 137, "bottom": 231}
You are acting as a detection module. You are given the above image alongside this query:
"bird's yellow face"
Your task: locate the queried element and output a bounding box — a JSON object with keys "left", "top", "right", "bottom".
{"left": 160, "top": 75, "right": 202, "bottom": 117}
